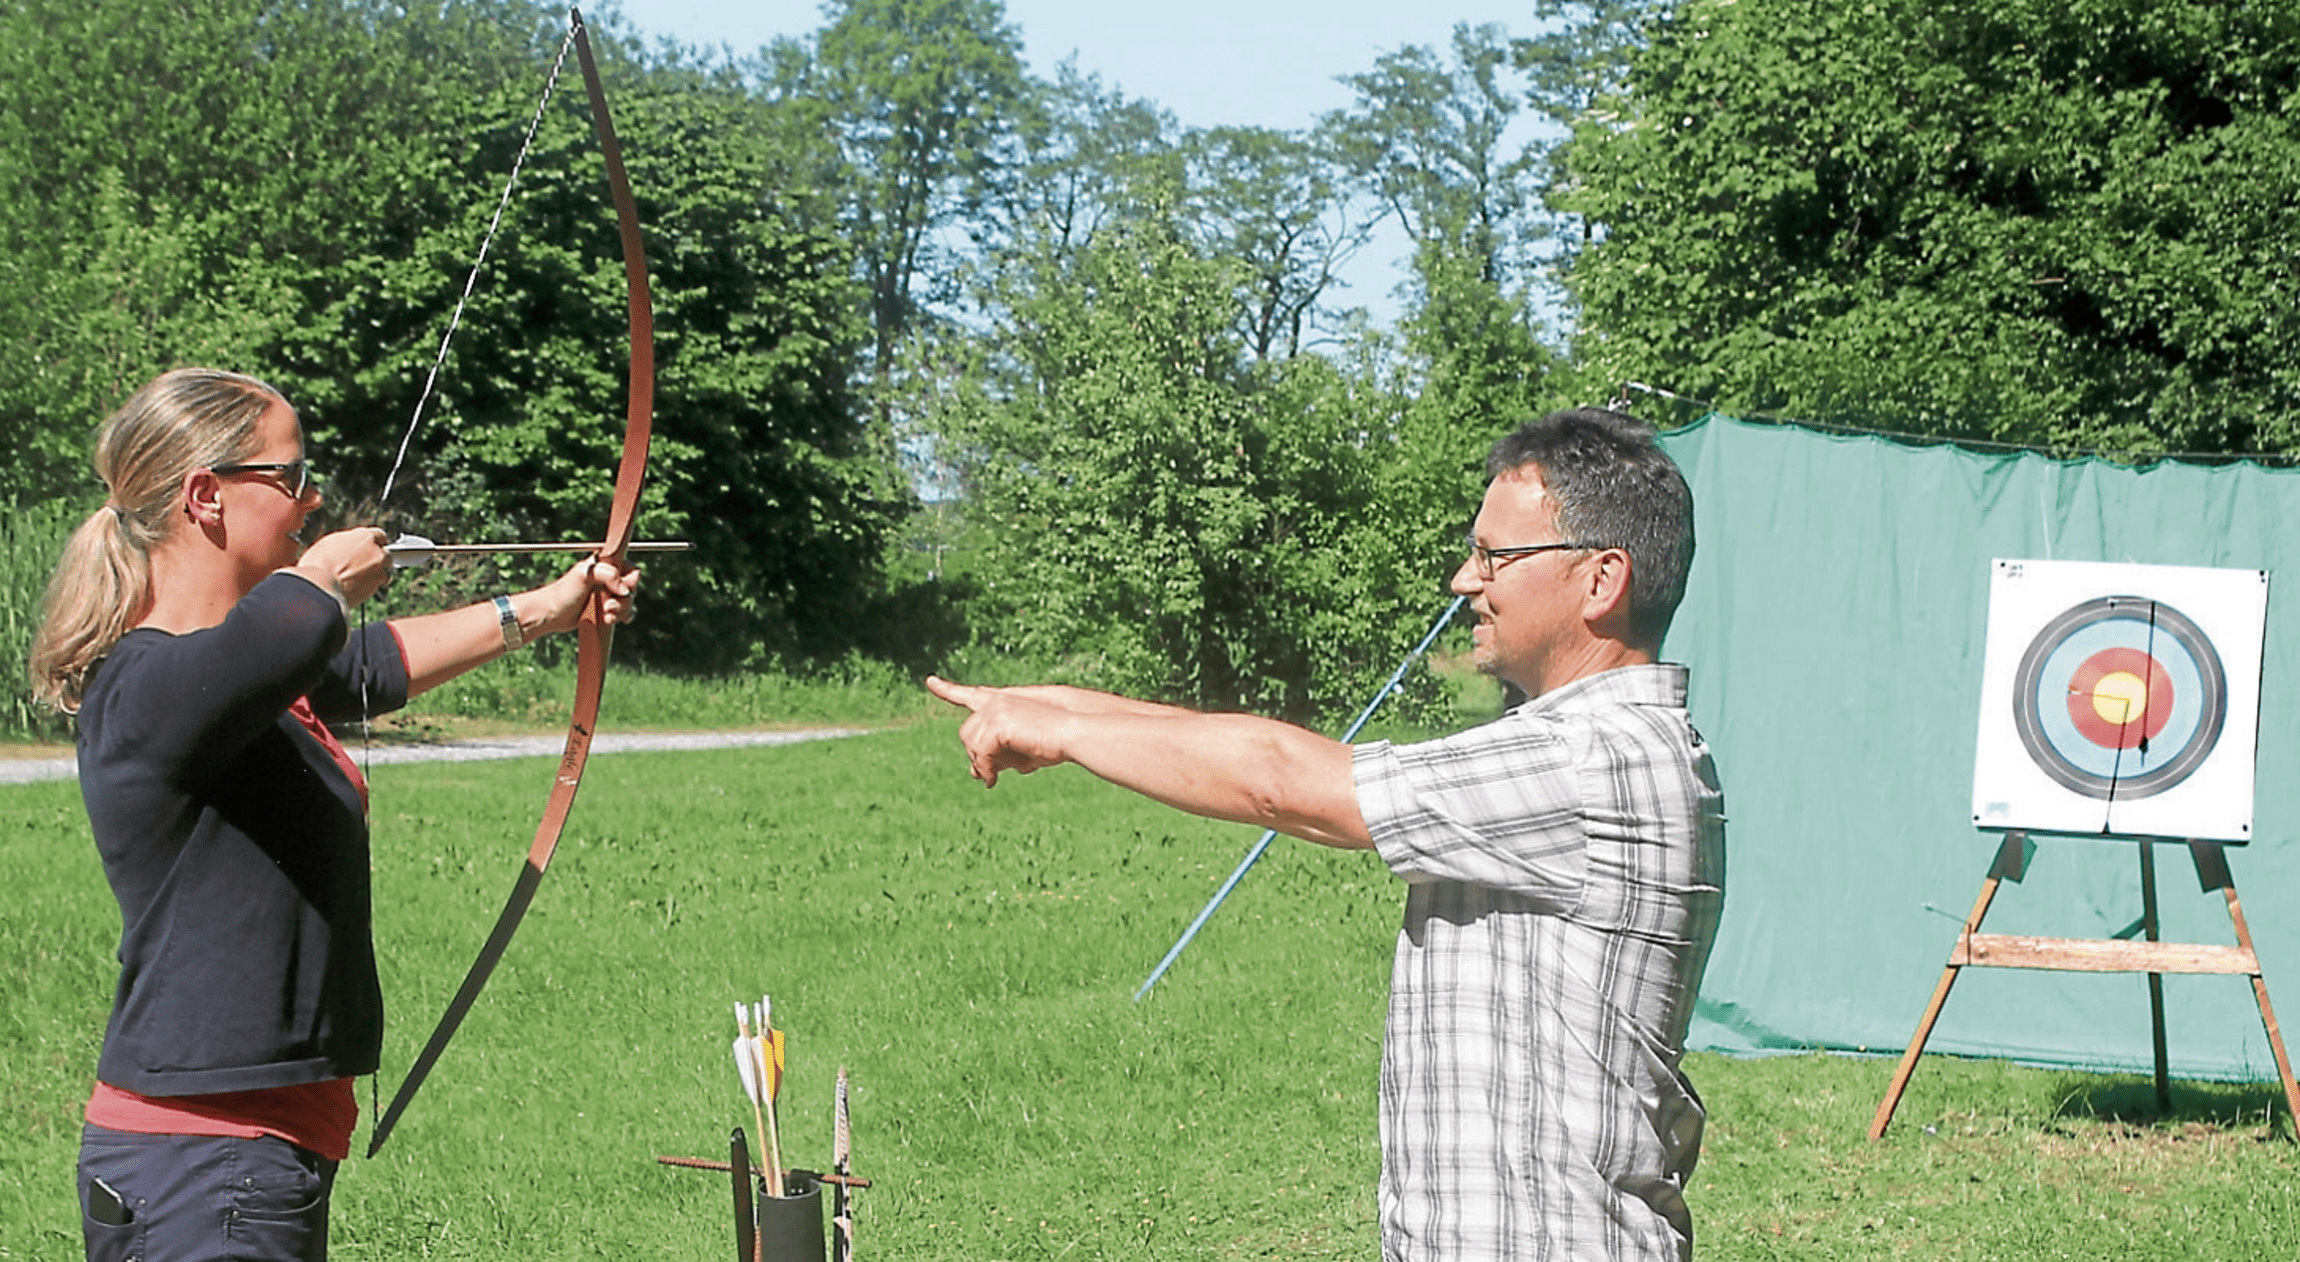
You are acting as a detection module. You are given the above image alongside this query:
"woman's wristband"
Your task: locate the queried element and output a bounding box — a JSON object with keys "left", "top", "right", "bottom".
{"left": 493, "top": 594, "right": 526, "bottom": 650}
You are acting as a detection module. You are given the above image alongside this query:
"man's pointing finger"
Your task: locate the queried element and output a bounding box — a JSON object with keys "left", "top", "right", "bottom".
{"left": 925, "top": 675, "right": 982, "bottom": 710}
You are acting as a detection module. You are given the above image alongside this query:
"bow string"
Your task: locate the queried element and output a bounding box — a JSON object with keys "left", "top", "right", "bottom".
{"left": 367, "top": 6, "right": 655, "bottom": 1157}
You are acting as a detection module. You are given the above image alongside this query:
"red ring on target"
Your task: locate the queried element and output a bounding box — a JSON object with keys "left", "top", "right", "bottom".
{"left": 2064, "top": 647, "right": 2173, "bottom": 750}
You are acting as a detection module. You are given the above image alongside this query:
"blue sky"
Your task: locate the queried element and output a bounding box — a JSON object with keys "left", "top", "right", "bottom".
{"left": 609, "top": 1, "right": 1537, "bottom": 132}
{"left": 606, "top": 1, "right": 1549, "bottom": 322}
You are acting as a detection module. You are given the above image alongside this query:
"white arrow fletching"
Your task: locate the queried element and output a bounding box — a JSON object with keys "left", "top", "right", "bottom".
{"left": 386, "top": 533, "right": 437, "bottom": 569}
{"left": 733, "top": 1036, "right": 760, "bottom": 1103}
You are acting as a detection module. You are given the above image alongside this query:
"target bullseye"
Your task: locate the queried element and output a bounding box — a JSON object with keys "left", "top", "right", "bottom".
{"left": 2087, "top": 673, "right": 2143, "bottom": 724}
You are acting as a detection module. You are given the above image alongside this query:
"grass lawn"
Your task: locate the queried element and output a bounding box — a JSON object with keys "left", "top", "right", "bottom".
{"left": 5, "top": 720, "right": 2298, "bottom": 1259}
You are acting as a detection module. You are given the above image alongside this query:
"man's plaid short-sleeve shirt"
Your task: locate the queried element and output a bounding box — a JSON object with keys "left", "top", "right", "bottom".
{"left": 1353, "top": 664, "right": 1726, "bottom": 1262}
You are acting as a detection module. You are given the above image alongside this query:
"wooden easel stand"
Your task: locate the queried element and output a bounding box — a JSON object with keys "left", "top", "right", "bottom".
{"left": 1868, "top": 830, "right": 2300, "bottom": 1139}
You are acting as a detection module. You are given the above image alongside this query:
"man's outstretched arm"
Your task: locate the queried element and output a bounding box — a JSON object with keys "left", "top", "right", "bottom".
{"left": 925, "top": 676, "right": 1372, "bottom": 850}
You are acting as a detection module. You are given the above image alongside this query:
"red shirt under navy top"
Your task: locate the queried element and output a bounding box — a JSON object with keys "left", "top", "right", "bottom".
{"left": 75, "top": 572, "right": 409, "bottom": 1116}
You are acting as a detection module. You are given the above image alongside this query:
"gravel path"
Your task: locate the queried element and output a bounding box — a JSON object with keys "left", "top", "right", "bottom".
{"left": 0, "top": 728, "right": 868, "bottom": 786}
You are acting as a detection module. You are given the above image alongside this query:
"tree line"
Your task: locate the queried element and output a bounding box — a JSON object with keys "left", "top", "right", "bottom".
{"left": 2, "top": 0, "right": 2291, "bottom": 726}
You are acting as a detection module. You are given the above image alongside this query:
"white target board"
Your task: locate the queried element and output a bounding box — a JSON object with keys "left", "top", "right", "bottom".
{"left": 1971, "top": 559, "right": 2268, "bottom": 841}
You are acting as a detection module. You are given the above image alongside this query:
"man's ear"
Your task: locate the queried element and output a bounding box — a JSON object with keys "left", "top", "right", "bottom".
{"left": 180, "top": 467, "right": 224, "bottom": 528}
{"left": 1581, "top": 547, "right": 1636, "bottom": 631}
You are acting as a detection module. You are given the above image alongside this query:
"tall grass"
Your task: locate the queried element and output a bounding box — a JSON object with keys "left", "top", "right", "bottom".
{"left": 0, "top": 501, "right": 83, "bottom": 742}
{"left": 5, "top": 723, "right": 2297, "bottom": 1259}
{"left": 393, "top": 653, "right": 945, "bottom": 734}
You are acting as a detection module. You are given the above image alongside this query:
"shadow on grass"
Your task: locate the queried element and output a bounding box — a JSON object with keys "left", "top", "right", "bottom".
{"left": 2049, "top": 1073, "right": 2291, "bottom": 1136}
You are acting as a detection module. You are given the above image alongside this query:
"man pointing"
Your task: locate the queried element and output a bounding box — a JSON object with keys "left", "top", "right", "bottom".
{"left": 928, "top": 407, "right": 1725, "bottom": 1262}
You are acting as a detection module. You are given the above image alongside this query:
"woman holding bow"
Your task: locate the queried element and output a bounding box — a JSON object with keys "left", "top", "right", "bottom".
{"left": 31, "top": 367, "right": 639, "bottom": 1262}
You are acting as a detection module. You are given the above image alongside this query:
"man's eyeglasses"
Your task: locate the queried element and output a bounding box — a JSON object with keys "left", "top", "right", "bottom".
{"left": 211, "top": 460, "right": 317, "bottom": 499}
{"left": 1462, "top": 532, "right": 1603, "bottom": 580}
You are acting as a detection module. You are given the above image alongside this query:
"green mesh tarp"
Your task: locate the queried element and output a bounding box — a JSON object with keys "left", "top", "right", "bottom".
{"left": 1656, "top": 414, "right": 2300, "bottom": 1080}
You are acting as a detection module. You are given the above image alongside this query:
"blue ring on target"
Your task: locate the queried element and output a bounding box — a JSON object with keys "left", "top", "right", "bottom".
{"left": 2010, "top": 595, "right": 2226, "bottom": 801}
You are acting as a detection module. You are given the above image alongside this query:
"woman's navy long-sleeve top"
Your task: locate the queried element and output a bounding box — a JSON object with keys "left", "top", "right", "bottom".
{"left": 76, "top": 572, "right": 409, "bottom": 1096}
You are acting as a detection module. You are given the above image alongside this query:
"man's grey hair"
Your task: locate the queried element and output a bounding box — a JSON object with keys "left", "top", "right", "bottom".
{"left": 1486, "top": 408, "right": 1695, "bottom": 649}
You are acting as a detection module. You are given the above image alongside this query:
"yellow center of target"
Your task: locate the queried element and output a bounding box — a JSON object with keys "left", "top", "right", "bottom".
{"left": 2090, "top": 670, "right": 2149, "bottom": 727}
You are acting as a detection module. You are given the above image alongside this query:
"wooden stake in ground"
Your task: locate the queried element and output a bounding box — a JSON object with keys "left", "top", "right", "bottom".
{"left": 832, "top": 1066, "right": 854, "bottom": 1262}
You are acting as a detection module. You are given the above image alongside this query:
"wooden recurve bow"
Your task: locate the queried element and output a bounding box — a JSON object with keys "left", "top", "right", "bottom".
{"left": 367, "top": 6, "right": 655, "bottom": 1157}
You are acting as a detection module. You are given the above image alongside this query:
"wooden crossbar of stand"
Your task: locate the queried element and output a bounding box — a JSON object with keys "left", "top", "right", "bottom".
{"left": 1869, "top": 830, "right": 2300, "bottom": 1139}
{"left": 1952, "top": 936, "right": 2257, "bottom": 973}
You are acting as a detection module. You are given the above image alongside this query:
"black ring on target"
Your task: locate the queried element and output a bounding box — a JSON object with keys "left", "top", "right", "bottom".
{"left": 2010, "top": 595, "right": 2226, "bottom": 801}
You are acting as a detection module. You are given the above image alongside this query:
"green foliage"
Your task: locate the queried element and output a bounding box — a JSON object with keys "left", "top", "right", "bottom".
{"left": 1327, "top": 24, "right": 1546, "bottom": 322}
{"left": 326, "top": 68, "right": 893, "bottom": 671}
{"left": 0, "top": 0, "right": 533, "bottom": 502}
{"left": 1374, "top": 255, "right": 1560, "bottom": 611}
{"left": 7, "top": 729, "right": 2300, "bottom": 1259}
{"left": 1515, "top": 1, "right": 1665, "bottom": 129}
{"left": 1182, "top": 126, "right": 1373, "bottom": 361}
{"left": 1558, "top": 0, "right": 2300, "bottom": 456}
{"left": 0, "top": 171, "right": 301, "bottom": 502}
{"left": 920, "top": 29, "right": 1584, "bottom": 726}
{"left": 939, "top": 216, "right": 1465, "bottom": 725}
{"left": 0, "top": 0, "right": 902, "bottom": 671}
{"left": 1323, "top": 20, "right": 1565, "bottom": 494}
{"left": 1002, "top": 64, "right": 1185, "bottom": 262}
{"left": 769, "top": 0, "right": 1031, "bottom": 397}
{"left": 1318, "top": 25, "right": 1567, "bottom": 646}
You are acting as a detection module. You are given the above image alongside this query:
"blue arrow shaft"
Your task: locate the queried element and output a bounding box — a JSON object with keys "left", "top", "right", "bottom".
{"left": 1134, "top": 596, "right": 1466, "bottom": 1000}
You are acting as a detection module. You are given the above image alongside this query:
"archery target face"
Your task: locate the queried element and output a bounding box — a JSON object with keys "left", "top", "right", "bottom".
{"left": 1972, "top": 560, "right": 2266, "bottom": 841}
